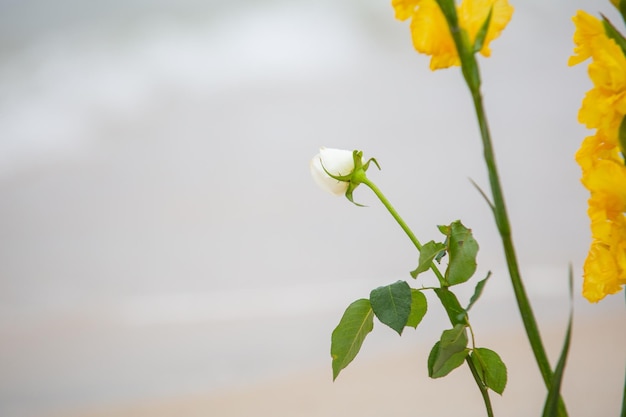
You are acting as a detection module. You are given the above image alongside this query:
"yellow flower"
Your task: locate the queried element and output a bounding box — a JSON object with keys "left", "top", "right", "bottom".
{"left": 410, "top": 0, "right": 458, "bottom": 69}
{"left": 392, "top": 0, "right": 420, "bottom": 21}
{"left": 583, "top": 239, "right": 626, "bottom": 302}
{"left": 585, "top": 160, "right": 626, "bottom": 227}
{"left": 393, "top": 0, "right": 514, "bottom": 70}
{"left": 574, "top": 132, "right": 620, "bottom": 174}
{"left": 570, "top": 11, "right": 626, "bottom": 132}
{"left": 581, "top": 41, "right": 626, "bottom": 131}
{"left": 458, "top": 0, "right": 515, "bottom": 58}
{"left": 570, "top": 8, "right": 626, "bottom": 302}
{"left": 568, "top": 10, "right": 606, "bottom": 67}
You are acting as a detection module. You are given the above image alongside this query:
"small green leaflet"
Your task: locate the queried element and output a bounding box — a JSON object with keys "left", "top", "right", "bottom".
{"left": 405, "top": 289, "right": 428, "bottom": 329}
{"left": 370, "top": 281, "right": 412, "bottom": 335}
{"left": 434, "top": 287, "right": 467, "bottom": 326}
{"left": 471, "top": 347, "right": 508, "bottom": 395}
{"left": 456, "top": 272, "right": 491, "bottom": 322}
{"left": 411, "top": 241, "right": 446, "bottom": 278}
{"left": 440, "top": 220, "right": 479, "bottom": 286}
{"left": 428, "top": 324, "right": 469, "bottom": 378}
{"left": 331, "top": 299, "right": 374, "bottom": 380}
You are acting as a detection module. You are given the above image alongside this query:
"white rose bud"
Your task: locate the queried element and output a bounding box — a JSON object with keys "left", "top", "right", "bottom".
{"left": 310, "top": 147, "right": 357, "bottom": 196}
{"left": 310, "top": 147, "right": 379, "bottom": 205}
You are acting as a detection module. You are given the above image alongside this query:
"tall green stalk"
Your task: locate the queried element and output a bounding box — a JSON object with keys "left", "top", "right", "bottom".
{"left": 467, "top": 67, "right": 567, "bottom": 417}
{"left": 469, "top": 86, "right": 552, "bottom": 376}
{"left": 432, "top": 1, "right": 567, "bottom": 415}
{"left": 361, "top": 177, "right": 494, "bottom": 417}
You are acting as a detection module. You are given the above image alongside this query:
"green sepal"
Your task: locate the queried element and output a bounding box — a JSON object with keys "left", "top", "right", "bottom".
{"left": 320, "top": 150, "right": 380, "bottom": 207}
{"left": 405, "top": 289, "right": 428, "bottom": 329}
{"left": 473, "top": 6, "right": 494, "bottom": 53}
{"left": 428, "top": 324, "right": 469, "bottom": 378}
{"left": 410, "top": 241, "right": 446, "bottom": 278}
{"left": 471, "top": 347, "right": 508, "bottom": 395}
{"left": 602, "top": 15, "right": 626, "bottom": 57}
{"left": 344, "top": 181, "right": 364, "bottom": 207}
{"left": 330, "top": 298, "right": 374, "bottom": 380}
{"left": 369, "top": 281, "right": 412, "bottom": 335}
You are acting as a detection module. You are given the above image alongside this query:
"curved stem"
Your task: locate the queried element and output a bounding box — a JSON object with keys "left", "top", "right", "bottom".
{"left": 361, "top": 177, "right": 494, "bottom": 416}
{"left": 361, "top": 177, "right": 446, "bottom": 287}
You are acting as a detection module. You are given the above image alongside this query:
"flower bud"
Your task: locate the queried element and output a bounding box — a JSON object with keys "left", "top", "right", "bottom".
{"left": 310, "top": 147, "right": 357, "bottom": 196}
{"left": 310, "top": 147, "right": 380, "bottom": 205}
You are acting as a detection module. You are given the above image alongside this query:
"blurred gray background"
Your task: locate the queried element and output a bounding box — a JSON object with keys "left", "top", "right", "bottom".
{"left": 0, "top": 0, "right": 624, "bottom": 416}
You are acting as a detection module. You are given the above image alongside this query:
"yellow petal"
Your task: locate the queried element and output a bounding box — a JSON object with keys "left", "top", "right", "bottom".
{"left": 410, "top": 0, "right": 460, "bottom": 69}
{"left": 459, "top": 0, "right": 514, "bottom": 57}
{"left": 582, "top": 241, "right": 625, "bottom": 302}
{"left": 392, "top": 0, "right": 422, "bottom": 21}
{"left": 569, "top": 10, "right": 605, "bottom": 66}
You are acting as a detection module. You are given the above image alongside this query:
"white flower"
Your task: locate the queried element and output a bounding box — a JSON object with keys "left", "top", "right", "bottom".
{"left": 310, "top": 147, "right": 356, "bottom": 196}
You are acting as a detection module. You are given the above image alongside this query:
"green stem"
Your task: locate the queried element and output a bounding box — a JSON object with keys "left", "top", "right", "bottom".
{"left": 470, "top": 85, "right": 550, "bottom": 376}
{"left": 361, "top": 177, "right": 446, "bottom": 287}
{"left": 467, "top": 356, "right": 495, "bottom": 417}
{"left": 430, "top": 7, "right": 560, "bottom": 403}
{"left": 361, "top": 177, "right": 494, "bottom": 417}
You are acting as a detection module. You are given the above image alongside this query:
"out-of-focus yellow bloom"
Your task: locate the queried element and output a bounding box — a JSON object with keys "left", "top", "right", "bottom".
{"left": 392, "top": 0, "right": 514, "bottom": 70}
{"left": 579, "top": 153, "right": 626, "bottom": 302}
{"left": 569, "top": 11, "right": 606, "bottom": 66}
{"left": 570, "top": 9, "right": 626, "bottom": 302}
{"left": 583, "top": 239, "right": 626, "bottom": 302}
{"left": 392, "top": 0, "right": 420, "bottom": 21}
{"left": 410, "top": 0, "right": 457, "bottom": 69}
{"left": 575, "top": 132, "right": 620, "bottom": 174}
{"left": 581, "top": 40, "right": 626, "bottom": 132}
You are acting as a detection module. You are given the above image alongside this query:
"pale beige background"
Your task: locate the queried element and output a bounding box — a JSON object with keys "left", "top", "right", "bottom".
{"left": 0, "top": 0, "right": 624, "bottom": 416}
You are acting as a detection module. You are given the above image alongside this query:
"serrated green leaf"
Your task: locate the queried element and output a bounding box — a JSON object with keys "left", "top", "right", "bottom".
{"left": 434, "top": 287, "right": 467, "bottom": 326}
{"left": 441, "top": 220, "right": 479, "bottom": 286}
{"left": 406, "top": 289, "right": 428, "bottom": 328}
{"left": 428, "top": 324, "right": 469, "bottom": 378}
{"left": 428, "top": 342, "right": 469, "bottom": 379}
{"left": 411, "top": 241, "right": 446, "bottom": 278}
{"left": 331, "top": 299, "right": 374, "bottom": 380}
{"left": 440, "top": 323, "right": 468, "bottom": 350}
{"left": 370, "top": 281, "right": 412, "bottom": 335}
{"left": 472, "top": 347, "right": 507, "bottom": 395}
